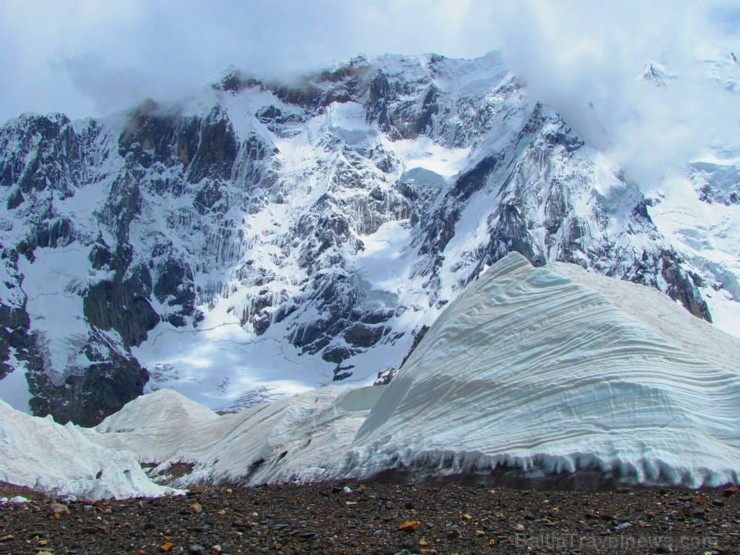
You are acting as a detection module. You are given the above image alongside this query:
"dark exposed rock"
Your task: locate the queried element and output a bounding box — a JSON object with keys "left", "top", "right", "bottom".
{"left": 5, "top": 187, "right": 23, "bottom": 210}
{"left": 415, "top": 84, "right": 440, "bottom": 134}
{"left": 153, "top": 258, "right": 196, "bottom": 326}
{"left": 374, "top": 366, "right": 396, "bottom": 386}
{"left": 27, "top": 332, "right": 148, "bottom": 426}
{"left": 322, "top": 345, "right": 356, "bottom": 364}
{"left": 290, "top": 319, "right": 332, "bottom": 352}
{"left": 332, "top": 364, "right": 355, "bottom": 381}
{"left": 400, "top": 325, "right": 429, "bottom": 369}
{"left": 628, "top": 249, "right": 712, "bottom": 321}
{"left": 0, "top": 302, "right": 31, "bottom": 380}
{"left": 358, "top": 308, "right": 395, "bottom": 325}
{"left": 213, "top": 69, "right": 262, "bottom": 93}
{"left": 252, "top": 314, "right": 271, "bottom": 336}
{"left": 30, "top": 217, "right": 75, "bottom": 249}
{"left": 0, "top": 247, "right": 32, "bottom": 381}
{"left": 452, "top": 154, "right": 499, "bottom": 202}
{"left": 232, "top": 133, "right": 276, "bottom": 185}
{"left": 119, "top": 100, "right": 178, "bottom": 167}
{"left": 89, "top": 243, "right": 112, "bottom": 269}
{"left": 367, "top": 70, "right": 392, "bottom": 132}
{"left": 484, "top": 203, "right": 542, "bottom": 266}
{"left": 418, "top": 205, "right": 459, "bottom": 257}
{"left": 84, "top": 265, "right": 160, "bottom": 347}
{"left": 256, "top": 105, "right": 283, "bottom": 122}
{"left": 0, "top": 114, "right": 88, "bottom": 197}
{"left": 193, "top": 181, "right": 226, "bottom": 214}
{"left": 186, "top": 106, "right": 239, "bottom": 183}
{"left": 343, "top": 323, "right": 387, "bottom": 349}
{"left": 100, "top": 173, "right": 143, "bottom": 244}
{"left": 271, "top": 82, "right": 324, "bottom": 111}
{"left": 273, "top": 303, "right": 298, "bottom": 324}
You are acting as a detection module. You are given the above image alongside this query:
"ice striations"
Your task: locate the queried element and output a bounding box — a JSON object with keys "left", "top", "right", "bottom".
{"left": 346, "top": 253, "right": 740, "bottom": 487}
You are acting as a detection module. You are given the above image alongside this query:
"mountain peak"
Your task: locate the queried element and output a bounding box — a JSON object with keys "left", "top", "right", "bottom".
{"left": 0, "top": 50, "right": 733, "bottom": 425}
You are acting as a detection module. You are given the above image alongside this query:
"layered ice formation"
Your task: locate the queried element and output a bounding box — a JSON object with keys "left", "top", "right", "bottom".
{"left": 345, "top": 253, "right": 740, "bottom": 486}
{"left": 0, "top": 254, "right": 737, "bottom": 498}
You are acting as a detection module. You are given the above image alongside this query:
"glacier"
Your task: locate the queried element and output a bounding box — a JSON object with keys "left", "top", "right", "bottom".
{"left": 0, "top": 254, "right": 737, "bottom": 499}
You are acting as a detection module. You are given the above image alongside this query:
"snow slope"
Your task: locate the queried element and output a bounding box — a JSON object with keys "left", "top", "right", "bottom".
{"left": 2, "top": 254, "right": 736, "bottom": 498}
{"left": 650, "top": 170, "right": 740, "bottom": 336}
{"left": 638, "top": 50, "right": 739, "bottom": 338}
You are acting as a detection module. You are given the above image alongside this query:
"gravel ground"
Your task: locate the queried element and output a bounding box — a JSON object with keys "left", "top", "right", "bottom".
{"left": 0, "top": 479, "right": 738, "bottom": 554}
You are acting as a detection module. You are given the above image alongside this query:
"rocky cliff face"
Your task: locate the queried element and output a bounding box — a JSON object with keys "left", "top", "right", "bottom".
{"left": 0, "top": 52, "right": 717, "bottom": 424}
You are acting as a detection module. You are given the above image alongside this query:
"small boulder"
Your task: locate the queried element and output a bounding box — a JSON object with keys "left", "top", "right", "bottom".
{"left": 50, "top": 503, "right": 70, "bottom": 520}
{"left": 398, "top": 520, "right": 421, "bottom": 532}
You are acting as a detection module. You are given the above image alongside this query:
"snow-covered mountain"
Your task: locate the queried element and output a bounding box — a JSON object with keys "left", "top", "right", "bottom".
{"left": 639, "top": 47, "right": 739, "bottom": 335}
{"left": 0, "top": 52, "right": 734, "bottom": 424}
{"left": 2, "top": 254, "right": 738, "bottom": 499}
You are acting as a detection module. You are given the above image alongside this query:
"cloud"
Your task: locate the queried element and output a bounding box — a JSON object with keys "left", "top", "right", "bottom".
{"left": 51, "top": 55, "right": 147, "bottom": 115}
{"left": 489, "top": 0, "right": 740, "bottom": 187}
{"left": 0, "top": 0, "right": 737, "bottom": 190}
{"left": 0, "top": 0, "right": 507, "bottom": 120}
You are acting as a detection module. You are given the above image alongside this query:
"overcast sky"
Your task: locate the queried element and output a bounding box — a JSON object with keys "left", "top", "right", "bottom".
{"left": 0, "top": 0, "right": 738, "bottom": 184}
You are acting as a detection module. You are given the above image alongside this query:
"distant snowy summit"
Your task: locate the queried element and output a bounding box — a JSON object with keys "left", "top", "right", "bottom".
{"left": 0, "top": 51, "right": 736, "bottom": 424}
{"left": 2, "top": 254, "right": 738, "bottom": 499}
